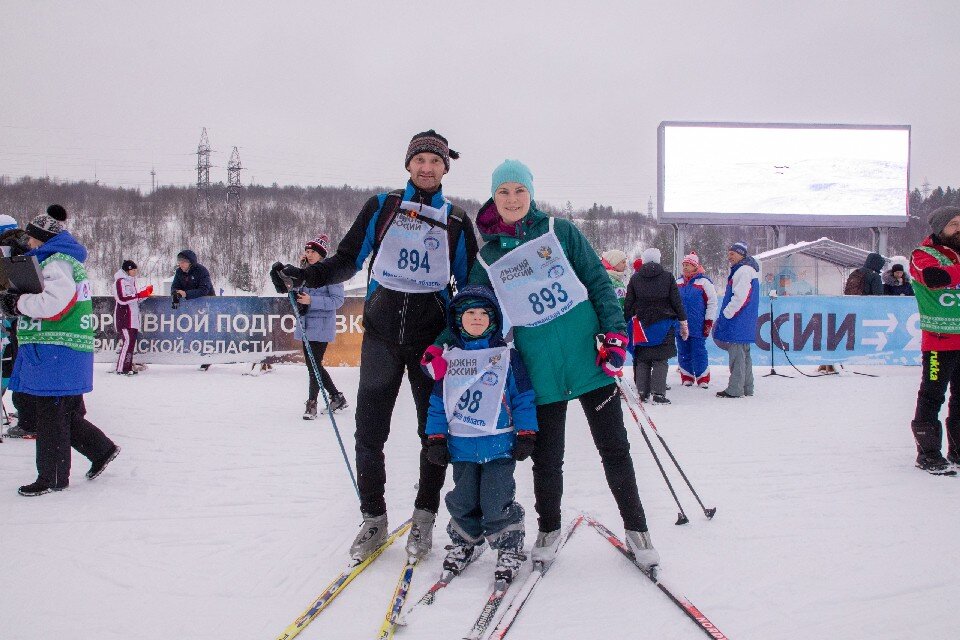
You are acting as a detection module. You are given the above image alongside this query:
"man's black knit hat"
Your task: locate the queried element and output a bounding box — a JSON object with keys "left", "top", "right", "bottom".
{"left": 404, "top": 129, "right": 459, "bottom": 171}
{"left": 26, "top": 204, "right": 67, "bottom": 242}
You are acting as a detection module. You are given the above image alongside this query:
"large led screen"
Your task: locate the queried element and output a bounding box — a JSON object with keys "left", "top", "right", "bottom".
{"left": 658, "top": 122, "right": 910, "bottom": 227}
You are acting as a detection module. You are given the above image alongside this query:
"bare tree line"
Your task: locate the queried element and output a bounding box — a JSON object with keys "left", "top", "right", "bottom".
{"left": 0, "top": 177, "right": 951, "bottom": 295}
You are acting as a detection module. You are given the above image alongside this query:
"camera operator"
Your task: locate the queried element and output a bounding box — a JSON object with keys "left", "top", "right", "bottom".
{"left": 170, "top": 249, "right": 215, "bottom": 370}
{"left": 0, "top": 215, "right": 37, "bottom": 438}
{"left": 0, "top": 205, "right": 120, "bottom": 496}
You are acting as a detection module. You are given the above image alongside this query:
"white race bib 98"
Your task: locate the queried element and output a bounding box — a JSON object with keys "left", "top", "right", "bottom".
{"left": 443, "top": 346, "right": 512, "bottom": 438}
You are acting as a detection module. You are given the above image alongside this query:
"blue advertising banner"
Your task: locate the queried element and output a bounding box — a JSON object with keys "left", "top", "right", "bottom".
{"left": 704, "top": 295, "right": 920, "bottom": 366}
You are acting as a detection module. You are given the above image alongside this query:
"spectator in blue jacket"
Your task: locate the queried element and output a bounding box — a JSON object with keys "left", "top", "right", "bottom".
{"left": 714, "top": 242, "right": 760, "bottom": 399}
{"left": 424, "top": 285, "right": 537, "bottom": 585}
{"left": 294, "top": 235, "right": 347, "bottom": 419}
{"left": 171, "top": 249, "right": 215, "bottom": 300}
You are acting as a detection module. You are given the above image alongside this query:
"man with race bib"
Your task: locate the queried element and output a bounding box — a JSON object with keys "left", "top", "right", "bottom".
{"left": 278, "top": 130, "right": 478, "bottom": 561}
{"left": 424, "top": 160, "right": 660, "bottom": 571}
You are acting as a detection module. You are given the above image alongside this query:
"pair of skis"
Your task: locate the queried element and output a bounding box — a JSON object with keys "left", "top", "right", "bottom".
{"left": 486, "top": 515, "right": 728, "bottom": 640}
{"left": 392, "top": 512, "right": 728, "bottom": 640}
{"left": 395, "top": 515, "right": 583, "bottom": 640}
{"left": 276, "top": 513, "right": 729, "bottom": 640}
{"left": 274, "top": 520, "right": 411, "bottom": 640}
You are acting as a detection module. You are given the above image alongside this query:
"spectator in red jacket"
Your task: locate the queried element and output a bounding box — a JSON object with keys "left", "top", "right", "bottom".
{"left": 909, "top": 206, "right": 960, "bottom": 473}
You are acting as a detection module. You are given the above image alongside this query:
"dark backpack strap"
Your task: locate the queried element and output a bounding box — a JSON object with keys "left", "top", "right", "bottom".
{"left": 446, "top": 205, "right": 467, "bottom": 256}
{"left": 367, "top": 189, "right": 405, "bottom": 283}
{"left": 374, "top": 189, "right": 405, "bottom": 246}
{"left": 445, "top": 205, "right": 469, "bottom": 296}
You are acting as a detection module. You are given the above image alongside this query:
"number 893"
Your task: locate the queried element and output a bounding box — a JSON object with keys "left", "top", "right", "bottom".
{"left": 528, "top": 282, "right": 569, "bottom": 315}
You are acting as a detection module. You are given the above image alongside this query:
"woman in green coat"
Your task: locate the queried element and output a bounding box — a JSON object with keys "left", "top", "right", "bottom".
{"left": 424, "top": 160, "right": 659, "bottom": 570}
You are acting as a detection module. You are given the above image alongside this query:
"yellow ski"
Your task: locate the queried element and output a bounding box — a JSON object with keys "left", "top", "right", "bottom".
{"left": 275, "top": 520, "right": 411, "bottom": 640}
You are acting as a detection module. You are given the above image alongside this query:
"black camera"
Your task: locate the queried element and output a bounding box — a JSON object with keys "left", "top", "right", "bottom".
{"left": 172, "top": 291, "right": 182, "bottom": 309}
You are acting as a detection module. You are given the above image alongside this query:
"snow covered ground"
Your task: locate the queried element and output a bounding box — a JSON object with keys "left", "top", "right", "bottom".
{"left": 2, "top": 362, "right": 957, "bottom": 640}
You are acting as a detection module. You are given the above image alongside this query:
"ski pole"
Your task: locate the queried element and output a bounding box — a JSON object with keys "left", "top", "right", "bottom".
{"left": 618, "top": 377, "right": 716, "bottom": 520}
{"left": 614, "top": 376, "right": 689, "bottom": 525}
{"left": 288, "top": 290, "right": 359, "bottom": 500}
{"left": 596, "top": 334, "right": 687, "bottom": 525}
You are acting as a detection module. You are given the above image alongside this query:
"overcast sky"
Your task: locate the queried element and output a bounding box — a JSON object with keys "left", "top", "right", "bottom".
{"left": 2, "top": 0, "right": 957, "bottom": 211}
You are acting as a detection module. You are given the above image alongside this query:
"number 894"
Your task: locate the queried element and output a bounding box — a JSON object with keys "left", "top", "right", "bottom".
{"left": 397, "top": 248, "right": 430, "bottom": 273}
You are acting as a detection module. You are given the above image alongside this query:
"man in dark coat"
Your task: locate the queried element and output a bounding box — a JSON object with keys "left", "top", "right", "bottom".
{"left": 849, "top": 252, "right": 886, "bottom": 296}
{"left": 171, "top": 249, "right": 215, "bottom": 300}
{"left": 624, "top": 247, "right": 688, "bottom": 404}
{"left": 171, "top": 249, "right": 215, "bottom": 371}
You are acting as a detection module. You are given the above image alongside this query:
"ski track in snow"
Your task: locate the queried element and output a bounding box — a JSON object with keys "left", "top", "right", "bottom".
{"left": 2, "top": 362, "right": 958, "bottom": 639}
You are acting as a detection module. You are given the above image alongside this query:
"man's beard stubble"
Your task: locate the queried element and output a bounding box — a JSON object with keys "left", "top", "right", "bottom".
{"left": 941, "top": 232, "right": 960, "bottom": 252}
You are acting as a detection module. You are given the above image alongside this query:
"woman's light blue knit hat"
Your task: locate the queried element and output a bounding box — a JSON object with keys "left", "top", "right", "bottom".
{"left": 491, "top": 160, "right": 534, "bottom": 199}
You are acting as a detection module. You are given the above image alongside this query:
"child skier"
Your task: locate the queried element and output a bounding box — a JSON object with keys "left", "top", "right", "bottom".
{"left": 424, "top": 285, "right": 537, "bottom": 584}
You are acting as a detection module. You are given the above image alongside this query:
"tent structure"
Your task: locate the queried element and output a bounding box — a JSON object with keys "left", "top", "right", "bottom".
{"left": 753, "top": 237, "right": 894, "bottom": 296}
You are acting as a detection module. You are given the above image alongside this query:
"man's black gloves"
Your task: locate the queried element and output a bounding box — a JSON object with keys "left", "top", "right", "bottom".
{"left": 0, "top": 291, "right": 22, "bottom": 317}
{"left": 270, "top": 262, "right": 289, "bottom": 294}
{"left": 269, "top": 262, "right": 307, "bottom": 291}
{"left": 923, "top": 266, "right": 951, "bottom": 288}
{"left": 281, "top": 264, "right": 305, "bottom": 286}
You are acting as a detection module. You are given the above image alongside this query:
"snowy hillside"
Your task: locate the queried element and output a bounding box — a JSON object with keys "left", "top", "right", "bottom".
{"left": 2, "top": 363, "right": 957, "bottom": 639}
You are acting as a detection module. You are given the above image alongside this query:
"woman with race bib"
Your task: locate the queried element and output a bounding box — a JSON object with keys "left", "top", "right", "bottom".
{"left": 423, "top": 160, "right": 659, "bottom": 571}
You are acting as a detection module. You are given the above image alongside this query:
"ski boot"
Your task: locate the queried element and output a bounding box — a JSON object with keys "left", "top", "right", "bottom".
{"left": 531, "top": 528, "right": 561, "bottom": 569}
{"left": 625, "top": 529, "right": 660, "bottom": 572}
{"left": 491, "top": 526, "right": 526, "bottom": 583}
{"left": 443, "top": 527, "right": 486, "bottom": 576}
{"left": 406, "top": 508, "right": 436, "bottom": 558}
{"left": 350, "top": 513, "right": 388, "bottom": 561}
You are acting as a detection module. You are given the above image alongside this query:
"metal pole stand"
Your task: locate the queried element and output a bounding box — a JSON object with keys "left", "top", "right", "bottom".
{"left": 763, "top": 293, "right": 792, "bottom": 378}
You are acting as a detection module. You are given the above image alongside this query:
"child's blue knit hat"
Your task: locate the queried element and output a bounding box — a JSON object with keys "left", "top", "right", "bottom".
{"left": 491, "top": 160, "right": 534, "bottom": 199}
